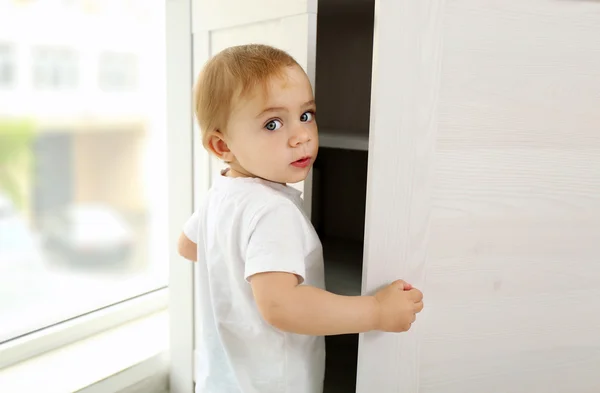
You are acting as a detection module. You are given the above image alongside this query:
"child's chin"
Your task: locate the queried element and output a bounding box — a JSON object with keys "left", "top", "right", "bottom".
{"left": 286, "top": 172, "right": 309, "bottom": 184}
{"left": 265, "top": 167, "right": 311, "bottom": 184}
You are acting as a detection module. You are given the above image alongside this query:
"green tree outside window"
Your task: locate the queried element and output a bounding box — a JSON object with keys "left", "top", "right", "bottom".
{"left": 0, "top": 118, "right": 36, "bottom": 211}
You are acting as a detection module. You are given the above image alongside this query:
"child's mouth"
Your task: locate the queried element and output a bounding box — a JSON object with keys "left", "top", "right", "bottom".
{"left": 291, "top": 157, "right": 311, "bottom": 168}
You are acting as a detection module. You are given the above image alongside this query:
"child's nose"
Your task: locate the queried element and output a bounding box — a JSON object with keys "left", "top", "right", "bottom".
{"left": 289, "top": 126, "right": 310, "bottom": 146}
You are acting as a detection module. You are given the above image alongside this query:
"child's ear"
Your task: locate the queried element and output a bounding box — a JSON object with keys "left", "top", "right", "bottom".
{"left": 207, "top": 130, "right": 235, "bottom": 163}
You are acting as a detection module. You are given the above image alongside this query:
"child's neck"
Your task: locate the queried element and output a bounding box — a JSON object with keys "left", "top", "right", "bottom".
{"left": 224, "top": 167, "right": 246, "bottom": 178}
{"left": 223, "top": 167, "right": 288, "bottom": 186}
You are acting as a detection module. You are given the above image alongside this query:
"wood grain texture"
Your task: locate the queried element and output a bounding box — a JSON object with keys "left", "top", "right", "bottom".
{"left": 413, "top": 0, "right": 600, "bottom": 392}
{"left": 356, "top": 0, "right": 446, "bottom": 392}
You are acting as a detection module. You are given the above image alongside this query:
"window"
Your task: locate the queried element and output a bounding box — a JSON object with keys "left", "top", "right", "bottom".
{"left": 32, "top": 47, "right": 79, "bottom": 89}
{"left": 0, "top": 44, "right": 16, "bottom": 88}
{"left": 0, "top": 0, "right": 168, "bottom": 347}
{"left": 98, "top": 52, "right": 138, "bottom": 91}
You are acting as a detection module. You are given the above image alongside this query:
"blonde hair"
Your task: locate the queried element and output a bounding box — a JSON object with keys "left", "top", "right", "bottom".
{"left": 193, "top": 44, "right": 301, "bottom": 149}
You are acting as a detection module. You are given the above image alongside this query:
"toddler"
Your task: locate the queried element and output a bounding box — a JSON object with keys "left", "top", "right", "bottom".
{"left": 178, "top": 44, "right": 424, "bottom": 393}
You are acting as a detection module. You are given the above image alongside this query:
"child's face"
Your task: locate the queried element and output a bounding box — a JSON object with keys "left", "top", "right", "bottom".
{"left": 220, "top": 65, "right": 318, "bottom": 184}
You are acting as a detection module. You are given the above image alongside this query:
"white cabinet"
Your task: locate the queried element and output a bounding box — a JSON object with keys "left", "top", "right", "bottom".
{"left": 187, "top": 0, "right": 600, "bottom": 392}
{"left": 358, "top": 0, "right": 600, "bottom": 392}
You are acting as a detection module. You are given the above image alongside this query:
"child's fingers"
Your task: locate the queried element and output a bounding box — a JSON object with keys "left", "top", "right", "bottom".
{"left": 414, "top": 301, "right": 424, "bottom": 313}
{"left": 406, "top": 288, "right": 423, "bottom": 302}
{"left": 391, "top": 279, "right": 413, "bottom": 291}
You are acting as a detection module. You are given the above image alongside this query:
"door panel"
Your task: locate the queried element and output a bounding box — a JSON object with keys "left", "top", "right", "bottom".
{"left": 360, "top": 0, "right": 600, "bottom": 392}
{"left": 193, "top": 0, "right": 316, "bottom": 31}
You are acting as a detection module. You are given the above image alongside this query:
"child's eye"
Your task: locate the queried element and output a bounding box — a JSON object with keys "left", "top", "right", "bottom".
{"left": 265, "top": 119, "right": 282, "bottom": 131}
{"left": 300, "top": 111, "right": 315, "bottom": 122}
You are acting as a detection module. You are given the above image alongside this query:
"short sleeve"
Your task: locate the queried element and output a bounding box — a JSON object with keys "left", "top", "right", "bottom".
{"left": 245, "top": 202, "right": 306, "bottom": 283}
{"left": 183, "top": 210, "right": 200, "bottom": 244}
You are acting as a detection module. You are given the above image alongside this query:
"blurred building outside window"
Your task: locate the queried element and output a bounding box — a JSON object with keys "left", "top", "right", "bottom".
{"left": 0, "top": 0, "right": 169, "bottom": 344}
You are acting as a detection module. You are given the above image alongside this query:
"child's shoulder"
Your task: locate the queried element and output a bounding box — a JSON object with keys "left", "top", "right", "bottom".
{"left": 241, "top": 179, "right": 302, "bottom": 214}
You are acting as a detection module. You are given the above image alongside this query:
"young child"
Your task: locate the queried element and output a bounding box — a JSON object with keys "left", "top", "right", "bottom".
{"left": 178, "top": 44, "right": 423, "bottom": 393}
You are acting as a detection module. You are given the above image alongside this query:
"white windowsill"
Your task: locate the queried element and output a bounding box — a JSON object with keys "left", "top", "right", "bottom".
{"left": 0, "top": 310, "right": 169, "bottom": 393}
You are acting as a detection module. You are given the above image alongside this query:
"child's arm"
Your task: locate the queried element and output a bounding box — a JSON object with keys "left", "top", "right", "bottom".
{"left": 178, "top": 232, "right": 197, "bottom": 262}
{"left": 249, "top": 272, "right": 423, "bottom": 336}
{"left": 246, "top": 201, "right": 423, "bottom": 336}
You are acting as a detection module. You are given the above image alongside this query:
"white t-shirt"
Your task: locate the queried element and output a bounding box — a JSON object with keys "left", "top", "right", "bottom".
{"left": 183, "top": 172, "right": 326, "bottom": 393}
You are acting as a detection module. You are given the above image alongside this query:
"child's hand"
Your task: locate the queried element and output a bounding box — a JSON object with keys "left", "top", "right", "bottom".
{"left": 374, "top": 280, "right": 423, "bottom": 333}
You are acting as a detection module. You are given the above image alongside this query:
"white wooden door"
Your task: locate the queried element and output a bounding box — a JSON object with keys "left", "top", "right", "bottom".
{"left": 359, "top": 1, "right": 600, "bottom": 392}
{"left": 191, "top": 0, "right": 318, "bottom": 215}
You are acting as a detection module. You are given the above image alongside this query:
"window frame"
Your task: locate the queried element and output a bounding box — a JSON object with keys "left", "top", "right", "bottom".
{"left": 32, "top": 45, "right": 79, "bottom": 90}
{"left": 0, "top": 288, "right": 168, "bottom": 370}
{"left": 0, "top": 0, "right": 195, "bottom": 380}
{"left": 166, "top": 0, "right": 196, "bottom": 391}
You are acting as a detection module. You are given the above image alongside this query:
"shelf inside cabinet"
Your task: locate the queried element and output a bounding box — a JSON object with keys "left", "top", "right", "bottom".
{"left": 319, "top": 129, "right": 369, "bottom": 151}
